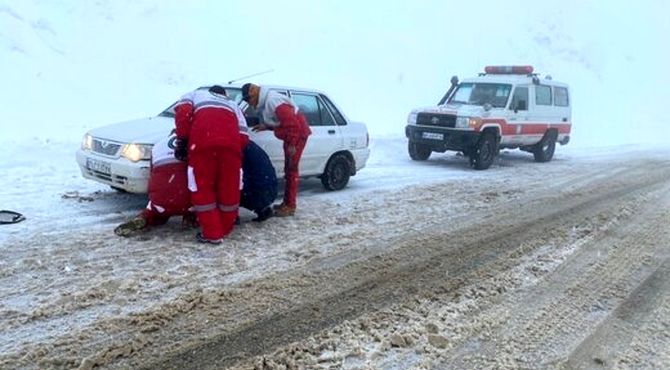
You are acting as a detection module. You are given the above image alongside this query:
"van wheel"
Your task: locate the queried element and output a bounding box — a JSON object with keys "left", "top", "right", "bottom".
{"left": 471, "top": 131, "right": 498, "bottom": 170}
{"left": 408, "top": 141, "right": 431, "bottom": 161}
{"left": 533, "top": 131, "right": 557, "bottom": 162}
{"left": 321, "top": 154, "right": 351, "bottom": 191}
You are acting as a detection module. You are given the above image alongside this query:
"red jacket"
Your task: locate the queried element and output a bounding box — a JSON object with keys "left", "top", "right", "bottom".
{"left": 174, "top": 89, "right": 249, "bottom": 152}
{"left": 274, "top": 103, "right": 311, "bottom": 142}
{"left": 259, "top": 90, "right": 311, "bottom": 142}
{"left": 147, "top": 136, "right": 190, "bottom": 215}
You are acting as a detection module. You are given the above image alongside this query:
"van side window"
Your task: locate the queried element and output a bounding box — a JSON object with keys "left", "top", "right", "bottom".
{"left": 554, "top": 87, "right": 569, "bottom": 107}
{"left": 510, "top": 86, "right": 529, "bottom": 111}
{"left": 535, "top": 85, "right": 552, "bottom": 106}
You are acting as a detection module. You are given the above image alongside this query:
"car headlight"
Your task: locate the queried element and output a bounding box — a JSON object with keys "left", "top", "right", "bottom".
{"left": 407, "top": 112, "right": 418, "bottom": 124}
{"left": 455, "top": 116, "right": 482, "bottom": 129}
{"left": 121, "top": 143, "right": 153, "bottom": 162}
{"left": 81, "top": 134, "right": 93, "bottom": 151}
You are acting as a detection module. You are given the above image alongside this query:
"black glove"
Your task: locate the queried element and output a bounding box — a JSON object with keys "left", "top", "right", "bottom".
{"left": 174, "top": 138, "right": 188, "bottom": 161}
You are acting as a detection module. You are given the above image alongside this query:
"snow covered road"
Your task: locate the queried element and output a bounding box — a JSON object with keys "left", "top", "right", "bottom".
{"left": 1, "top": 138, "right": 669, "bottom": 369}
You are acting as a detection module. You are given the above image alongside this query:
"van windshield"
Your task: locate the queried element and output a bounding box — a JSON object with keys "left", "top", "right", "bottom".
{"left": 448, "top": 83, "right": 512, "bottom": 108}
{"left": 157, "top": 87, "right": 244, "bottom": 118}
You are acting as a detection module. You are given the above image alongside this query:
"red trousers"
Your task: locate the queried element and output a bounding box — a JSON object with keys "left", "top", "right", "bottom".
{"left": 283, "top": 137, "right": 307, "bottom": 208}
{"left": 188, "top": 147, "right": 241, "bottom": 240}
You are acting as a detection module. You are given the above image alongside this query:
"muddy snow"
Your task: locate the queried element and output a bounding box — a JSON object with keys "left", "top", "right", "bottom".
{"left": 1, "top": 138, "right": 670, "bottom": 369}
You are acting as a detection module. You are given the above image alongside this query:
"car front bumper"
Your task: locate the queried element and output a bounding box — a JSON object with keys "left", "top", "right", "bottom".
{"left": 76, "top": 149, "right": 150, "bottom": 193}
{"left": 405, "top": 125, "right": 480, "bottom": 152}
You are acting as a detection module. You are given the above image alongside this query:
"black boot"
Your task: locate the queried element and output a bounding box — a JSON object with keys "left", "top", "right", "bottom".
{"left": 196, "top": 232, "right": 223, "bottom": 245}
{"left": 253, "top": 206, "right": 273, "bottom": 222}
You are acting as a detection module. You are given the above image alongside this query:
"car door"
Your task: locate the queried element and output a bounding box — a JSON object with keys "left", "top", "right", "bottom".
{"left": 506, "top": 85, "right": 530, "bottom": 145}
{"left": 553, "top": 85, "right": 571, "bottom": 124}
{"left": 290, "top": 91, "right": 343, "bottom": 176}
{"left": 529, "top": 84, "right": 555, "bottom": 145}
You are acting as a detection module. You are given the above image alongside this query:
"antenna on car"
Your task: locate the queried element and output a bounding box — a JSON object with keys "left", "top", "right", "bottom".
{"left": 227, "top": 69, "right": 275, "bottom": 84}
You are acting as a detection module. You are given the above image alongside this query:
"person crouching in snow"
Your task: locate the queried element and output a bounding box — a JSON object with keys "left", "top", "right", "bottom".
{"left": 114, "top": 134, "right": 194, "bottom": 237}
{"left": 241, "top": 83, "right": 311, "bottom": 217}
{"left": 115, "top": 137, "right": 277, "bottom": 236}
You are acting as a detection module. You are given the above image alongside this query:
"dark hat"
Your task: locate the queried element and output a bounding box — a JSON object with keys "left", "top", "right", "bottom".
{"left": 241, "top": 83, "right": 252, "bottom": 102}
{"left": 209, "top": 85, "right": 227, "bottom": 96}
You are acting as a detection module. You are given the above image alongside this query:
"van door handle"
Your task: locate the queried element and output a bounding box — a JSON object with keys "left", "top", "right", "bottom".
{"left": 328, "top": 129, "right": 336, "bottom": 134}
{"left": 562, "top": 118, "right": 568, "bottom": 122}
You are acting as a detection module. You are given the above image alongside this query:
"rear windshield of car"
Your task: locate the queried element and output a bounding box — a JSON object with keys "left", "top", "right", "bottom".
{"left": 157, "top": 87, "right": 244, "bottom": 118}
{"left": 448, "top": 83, "right": 512, "bottom": 108}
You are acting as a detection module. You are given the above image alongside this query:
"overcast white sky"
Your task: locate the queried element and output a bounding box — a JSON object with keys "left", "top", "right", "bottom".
{"left": 1, "top": 0, "right": 669, "bottom": 145}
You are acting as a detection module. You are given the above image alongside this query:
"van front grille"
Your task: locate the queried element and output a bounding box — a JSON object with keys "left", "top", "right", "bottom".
{"left": 417, "top": 113, "right": 456, "bottom": 128}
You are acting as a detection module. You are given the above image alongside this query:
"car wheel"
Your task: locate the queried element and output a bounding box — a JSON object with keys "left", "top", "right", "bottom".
{"left": 471, "top": 131, "right": 498, "bottom": 170}
{"left": 321, "top": 154, "right": 352, "bottom": 191}
{"left": 408, "top": 141, "right": 431, "bottom": 161}
{"left": 533, "top": 131, "right": 557, "bottom": 162}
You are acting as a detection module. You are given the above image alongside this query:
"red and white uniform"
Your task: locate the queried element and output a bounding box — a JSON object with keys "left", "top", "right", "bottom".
{"left": 175, "top": 89, "right": 249, "bottom": 240}
{"left": 141, "top": 135, "right": 190, "bottom": 226}
{"left": 259, "top": 89, "right": 311, "bottom": 208}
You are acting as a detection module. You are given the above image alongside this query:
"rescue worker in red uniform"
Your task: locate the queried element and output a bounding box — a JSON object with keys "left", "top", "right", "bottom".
{"left": 241, "top": 83, "right": 311, "bottom": 216}
{"left": 114, "top": 134, "right": 194, "bottom": 236}
{"left": 174, "top": 85, "right": 249, "bottom": 244}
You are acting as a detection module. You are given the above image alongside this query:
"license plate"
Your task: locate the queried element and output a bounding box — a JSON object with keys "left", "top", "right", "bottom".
{"left": 86, "top": 158, "right": 111, "bottom": 175}
{"left": 421, "top": 132, "right": 444, "bottom": 140}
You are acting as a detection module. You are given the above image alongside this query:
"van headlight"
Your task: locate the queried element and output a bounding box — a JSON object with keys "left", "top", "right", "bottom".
{"left": 121, "top": 144, "right": 153, "bottom": 162}
{"left": 407, "top": 112, "right": 418, "bottom": 124}
{"left": 455, "top": 116, "right": 482, "bottom": 129}
{"left": 81, "top": 134, "right": 93, "bottom": 151}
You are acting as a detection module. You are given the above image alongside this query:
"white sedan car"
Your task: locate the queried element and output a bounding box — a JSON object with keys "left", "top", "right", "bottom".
{"left": 76, "top": 85, "right": 370, "bottom": 193}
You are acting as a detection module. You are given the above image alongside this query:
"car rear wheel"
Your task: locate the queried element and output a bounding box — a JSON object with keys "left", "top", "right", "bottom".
{"left": 408, "top": 141, "right": 431, "bottom": 161}
{"left": 321, "top": 154, "right": 352, "bottom": 191}
{"left": 471, "top": 131, "right": 498, "bottom": 170}
{"left": 533, "top": 131, "right": 557, "bottom": 162}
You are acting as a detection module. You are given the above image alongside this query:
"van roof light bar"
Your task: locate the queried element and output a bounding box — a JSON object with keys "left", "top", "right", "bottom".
{"left": 484, "top": 65, "right": 534, "bottom": 75}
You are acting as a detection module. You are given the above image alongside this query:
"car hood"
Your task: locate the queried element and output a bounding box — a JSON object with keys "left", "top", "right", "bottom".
{"left": 87, "top": 116, "right": 173, "bottom": 144}
{"left": 412, "top": 103, "right": 501, "bottom": 117}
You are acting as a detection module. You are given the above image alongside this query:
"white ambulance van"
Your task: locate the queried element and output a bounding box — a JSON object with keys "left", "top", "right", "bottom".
{"left": 405, "top": 66, "right": 571, "bottom": 169}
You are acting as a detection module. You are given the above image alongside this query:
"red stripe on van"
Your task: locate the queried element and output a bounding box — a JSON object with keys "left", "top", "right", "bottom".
{"left": 479, "top": 119, "right": 571, "bottom": 135}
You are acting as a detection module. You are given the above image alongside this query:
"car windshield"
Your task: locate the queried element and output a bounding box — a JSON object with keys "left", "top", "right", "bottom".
{"left": 448, "top": 83, "right": 512, "bottom": 108}
{"left": 157, "top": 87, "right": 244, "bottom": 117}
